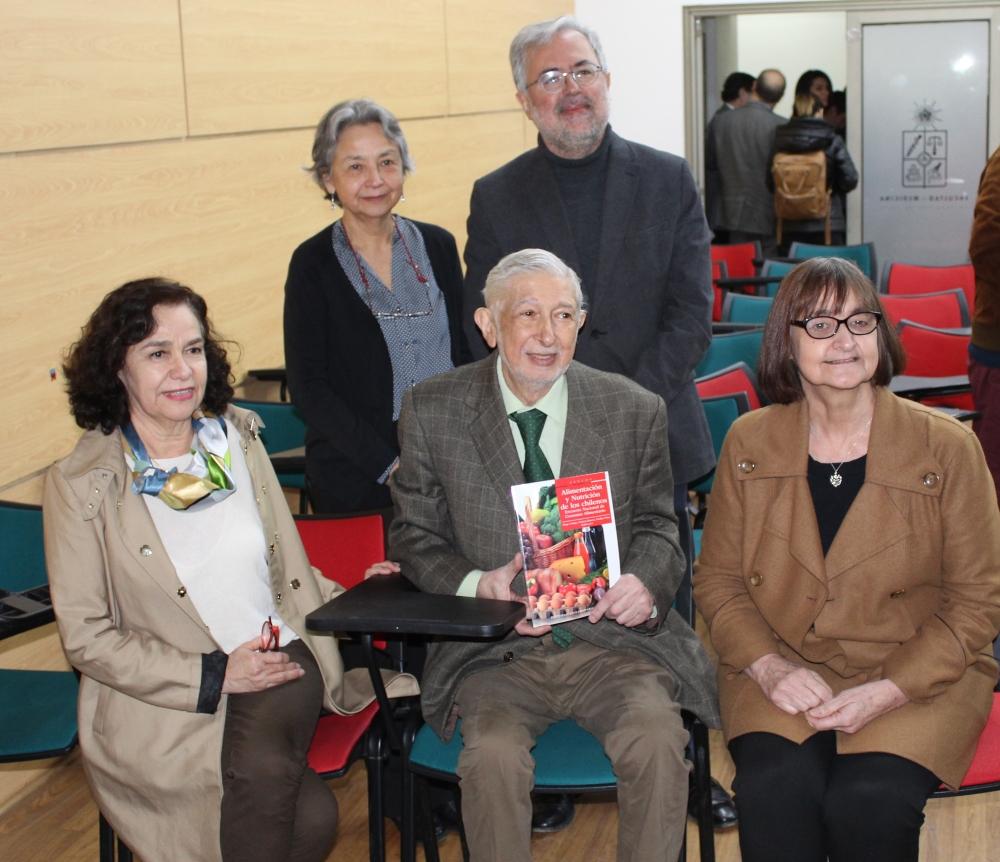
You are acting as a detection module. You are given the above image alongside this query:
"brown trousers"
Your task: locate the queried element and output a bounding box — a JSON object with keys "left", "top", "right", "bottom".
{"left": 220, "top": 639, "right": 338, "bottom": 862}
{"left": 454, "top": 636, "right": 690, "bottom": 862}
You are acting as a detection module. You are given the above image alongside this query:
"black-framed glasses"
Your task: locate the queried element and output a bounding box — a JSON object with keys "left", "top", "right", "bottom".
{"left": 260, "top": 616, "right": 280, "bottom": 652}
{"left": 790, "top": 311, "right": 882, "bottom": 340}
{"left": 528, "top": 62, "right": 606, "bottom": 93}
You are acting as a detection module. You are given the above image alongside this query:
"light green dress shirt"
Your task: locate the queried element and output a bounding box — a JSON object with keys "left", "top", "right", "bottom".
{"left": 456, "top": 357, "right": 568, "bottom": 596}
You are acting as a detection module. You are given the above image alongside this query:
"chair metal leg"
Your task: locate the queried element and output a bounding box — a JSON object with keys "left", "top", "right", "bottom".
{"left": 364, "top": 726, "right": 386, "bottom": 862}
{"left": 416, "top": 775, "right": 440, "bottom": 862}
{"left": 98, "top": 813, "right": 133, "bottom": 862}
{"left": 401, "top": 721, "right": 417, "bottom": 862}
{"left": 99, "top": 814, "right": 114, "bottom": 862}
{"left": 456, "top": 786, "right": 470, "bottom": 862}
{"left": 691, "top": 718, "right": 716, "bottom": 862}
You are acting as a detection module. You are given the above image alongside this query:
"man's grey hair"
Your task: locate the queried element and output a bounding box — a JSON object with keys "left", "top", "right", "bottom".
{"left": 307, "top": 98, "right": 413, "bottom": 202}
{"left": 482, "top": 249, "right": 586, "bottom": 314}
{"left": 509, "top": 16, "right": 608, "bottom": 92}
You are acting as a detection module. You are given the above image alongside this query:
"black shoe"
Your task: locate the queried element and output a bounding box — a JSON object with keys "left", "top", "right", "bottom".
{"left": 688, "top": 776, "right": 738, "bottom": 829}
{"left": 432, "top": 797, "right": 460, "bottom": 842}
{"left": 531, "top": 794, "right": 575, "bottom": 833}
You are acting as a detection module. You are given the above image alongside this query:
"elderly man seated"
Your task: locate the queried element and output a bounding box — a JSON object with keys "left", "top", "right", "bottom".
{"left": 389, "top": 248, "right": 719, "bottom": 862}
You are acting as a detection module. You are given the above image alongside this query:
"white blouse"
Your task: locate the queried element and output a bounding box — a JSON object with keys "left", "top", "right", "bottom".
{"left": 140, "top": 423, "right": 299, "bottom": 653}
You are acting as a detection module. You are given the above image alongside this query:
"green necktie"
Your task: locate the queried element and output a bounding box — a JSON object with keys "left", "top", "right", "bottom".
{"left": 509, "top": 409, "right": 554, "bottom": 482}
{"left": 509, "top": 409, "right": 573, "bottom": 647}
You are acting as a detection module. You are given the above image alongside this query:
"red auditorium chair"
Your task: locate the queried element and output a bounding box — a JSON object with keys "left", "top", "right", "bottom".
{"left": 711, "top": 259, "right": 729, "bottom": 322}
{"left": 896, "top": 320, "right": 973, "bottom": 412}
{"left": 711, "top": 240, "right": 761, "bottom": 279}
{"left": 879, "top": 288, "right": 970, "bottom": 329}
{"left": 932, "top": 692, "right": 1000, "bottom": 799}
{"left": 695, "top": 360, "right": 763, "bottom": 410}
{"left": 295, "top": 510, "right": 397, "bottom": 862}
{"left": 880, "top": 260, "right": 975, "bottom": 313}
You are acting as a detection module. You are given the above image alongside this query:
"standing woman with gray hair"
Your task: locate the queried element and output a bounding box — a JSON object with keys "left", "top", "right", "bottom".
{"left": 284, "top": 99, "right": 470, "bottom": 514}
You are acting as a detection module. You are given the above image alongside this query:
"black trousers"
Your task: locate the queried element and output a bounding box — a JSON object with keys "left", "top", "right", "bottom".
{"left": 220, "top": 639, "right": 338, "bottom": 862}
{"left": 729, "top": 731, "right": 940, "bottom": 862}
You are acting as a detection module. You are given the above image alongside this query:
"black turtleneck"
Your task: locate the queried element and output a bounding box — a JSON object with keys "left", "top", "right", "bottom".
{"left": 539, "top": 127, "right": 612, "bottom": 303}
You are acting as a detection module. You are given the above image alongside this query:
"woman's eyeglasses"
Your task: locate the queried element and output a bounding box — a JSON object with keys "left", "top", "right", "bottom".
{"left": 790, "top": 311, "right": 882, "bottom": 340}
{"left": 260, "top": 616, "right": 280, "bottom": 652}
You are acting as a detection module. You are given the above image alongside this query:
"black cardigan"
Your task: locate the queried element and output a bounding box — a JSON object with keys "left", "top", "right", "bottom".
{"left": 283, "top": 218, "right": 470, "bottom": 512}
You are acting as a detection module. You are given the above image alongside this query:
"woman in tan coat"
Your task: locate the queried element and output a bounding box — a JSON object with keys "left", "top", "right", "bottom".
{"left": 695, "top": 258, "right": 1000, "bottom": 862}
{"left": 44, "top": 278, "right": 414, "bottom": 862}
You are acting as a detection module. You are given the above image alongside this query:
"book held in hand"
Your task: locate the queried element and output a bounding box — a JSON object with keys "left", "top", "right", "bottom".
{"left": 510, "top": 471, "right": 621, "bottom": 627}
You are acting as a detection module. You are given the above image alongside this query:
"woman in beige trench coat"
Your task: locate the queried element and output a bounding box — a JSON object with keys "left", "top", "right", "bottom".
{"left": 695, "top": 258, "right": 1000, "bottom": 862}
{"left": 44, "top": 278, "right": 415, "bottom": 862}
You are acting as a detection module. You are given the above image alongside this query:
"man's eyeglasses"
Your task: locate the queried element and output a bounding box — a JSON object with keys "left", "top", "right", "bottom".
{"left": 790, "top": 311, "right": 882, "bottom": 340}
{"left": 260, "top": 616, "right": 280, "bottom": 652}
{"left": 528, "top": 62, "right": 606, "bottom": 93}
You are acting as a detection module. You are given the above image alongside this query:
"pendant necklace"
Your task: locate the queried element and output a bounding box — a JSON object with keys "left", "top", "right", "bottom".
{"left": 812, "top": 418, "right": 872, "bottom": 488}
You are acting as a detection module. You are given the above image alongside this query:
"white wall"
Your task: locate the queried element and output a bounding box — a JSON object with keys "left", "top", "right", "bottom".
{"left": 737, "top": 12, "right": 848, "bottom": 119}
{"left": 575, "top": 0, "right": 835, "bottom": 156}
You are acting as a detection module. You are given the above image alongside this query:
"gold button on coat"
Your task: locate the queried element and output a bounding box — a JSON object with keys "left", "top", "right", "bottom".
{"left": 922, "top": 472, "right": 940, "bottom": 487}
{"left": 749, "top": 574, "right": 763, "bottom": 586}
{"left": 140, "top": 545, "right": 152, "bottom": 557}
{"left": 290, "top": 579, "right": 301, "bottom": 590}
{"left": 177, "top": 586, "right": 187, "bottom": 598}
{"left": 738, "top": 460, "right": 756, "bottom": 474}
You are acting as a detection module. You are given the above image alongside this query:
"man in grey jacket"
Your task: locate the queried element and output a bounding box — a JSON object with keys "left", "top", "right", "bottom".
{"left": 391, "top": 249, "right": 719, "bottom": 862}
{"left": 707, "top": 68, "right": 787, "bottom": 256}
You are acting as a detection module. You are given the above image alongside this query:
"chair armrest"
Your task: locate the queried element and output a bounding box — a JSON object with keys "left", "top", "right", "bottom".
{"left": 715, "top": 275, "right": 784, "bottom": 294}
{"left": 306, "top": 574, "right": 524, "bottom": 750}
{"left": 0, "top": 585, "right": 55, "bottom": 640}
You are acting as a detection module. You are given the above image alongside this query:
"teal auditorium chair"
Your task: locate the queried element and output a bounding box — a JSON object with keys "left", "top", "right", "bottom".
{"left": 402, "top": 684, "right": 716, "bottom": 862}
{"left": 695, "top": 328, "right": 764, "bottom": 378}
{"left": 399, "top": 581, "right": 719, "bottom": 862}
{"left": 0, "top": 502, "right": 128, "bottom": 858}
{"left": 690, "top": 393, "right": 753, "bottom": 559}
{"left": 758, "top": 259, "right": 796, "bottom": 295}
{"left": 788, "top": 241, "right": 877, "bottom": 280}
{"left": 690, "top": 393, "right": 752, "bottom": 500}
{"left": 720, "top": 293, "right": 774, "bottom": 325}
{"left": 231, "top": 398, "right": 310, "bottom": 512}
{"left": 0, "top": 505, "right": 78, "bottom": 759}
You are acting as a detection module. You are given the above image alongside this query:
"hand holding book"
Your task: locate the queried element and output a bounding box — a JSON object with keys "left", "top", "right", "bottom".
{"left": 476, "top": 551, "right": 552, "bottom": 637}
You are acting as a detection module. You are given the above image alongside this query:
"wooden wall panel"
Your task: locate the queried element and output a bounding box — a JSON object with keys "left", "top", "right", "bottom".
{"left": 0, "top": 112, "right": 526, "bottom": 488}
{"left": 445, "top": 0, "right": 572, "bottom": 115}
{"left": 396, "top": 112, "right": 528, "bottom": 253}
{"left": 0, "top": 131, "right": 324, "bottom": 485}
{"left": 181, "top": 0, "right": 449, "bottom": 135}
{"left": 0, "top": 1, "right": 185, "bottom": 153}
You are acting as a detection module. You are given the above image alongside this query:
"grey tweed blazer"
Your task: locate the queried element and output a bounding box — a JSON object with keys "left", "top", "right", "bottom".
{"left": 388, "top": 356, "right": 720, "bottom": 739}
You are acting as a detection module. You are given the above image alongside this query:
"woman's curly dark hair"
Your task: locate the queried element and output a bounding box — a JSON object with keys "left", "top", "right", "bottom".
{"left": 63, "top": 278, "right": 235, "bottom": 434}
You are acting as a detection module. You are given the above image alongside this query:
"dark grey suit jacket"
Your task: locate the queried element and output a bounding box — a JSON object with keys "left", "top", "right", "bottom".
{"left": 463, "top": 130, "right": 715, "bottom": 486}
{"left": 704, "top": 104, "right": 732, "bottom": 231}
{"left": 706, "top": 101, "right": 786, "bottom": 236}
{"left": 388, "top": 356, "right": 720, "bottom": 739}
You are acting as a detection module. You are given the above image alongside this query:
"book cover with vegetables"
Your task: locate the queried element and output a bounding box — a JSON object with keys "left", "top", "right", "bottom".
{"left": 510, "top": 471, "right": 621, "bottom": 627}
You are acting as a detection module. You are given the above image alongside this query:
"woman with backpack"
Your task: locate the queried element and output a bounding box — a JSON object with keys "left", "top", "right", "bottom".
{"left": 768, "top": 93, "right": 858, "bottom": 253}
